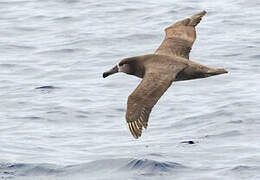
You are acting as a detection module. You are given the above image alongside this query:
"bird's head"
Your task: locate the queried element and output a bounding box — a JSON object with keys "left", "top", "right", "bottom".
{"left": 103, "top": 58, "right": 135, "bottom": 78}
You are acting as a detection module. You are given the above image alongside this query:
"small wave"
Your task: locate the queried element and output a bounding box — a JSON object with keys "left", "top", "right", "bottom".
{"left": 231, "top": 165, "right": 252, "bottom": 171}
{"left": 223, "top": 53, "right": 242, "bottom": 57}
{"left": 4, "top": 44, "right": 37, "bottom": 50}
{"left": 0, "top": 63, "right": 18, "bottom": 68}
{"left": 204, "top": 130, "right": 242, "bottom": 139}
{"left": 123, "top": 33, "right": 158, "bottom": 41}
{"left": 23, "top": 116, "right": 42, "bottom": 120}
{"left": 36, "top": 48, "right": 84, "bottom": 55}
{"left": 0, "top": 1, "right": 30, "bottom": 5}
{"left": 0, "top": 158, "right": 186, "bottom": 179}
{"left": 32, "top": 15, "right": 48, "bottom": 20}
{"left": 250, "top": 54, "right": 260, "bottom": 59}
{"left": 0, "top": 163, "right": 62, "bottom": 179}
{"left": 229, "top": 165, "right": 260, "bottom": 173}
{"left": 122, "top": 158, "right": 185, "bottom": 172}
{"left": 53, "top": 16, "right": 74, "bottom": 21}
{"left": 227, "top": 120, "right": 243, "bottom": 124}
{"left": 35, "top": 86, "right": 60, "bottom": 94}
{"left": 181, "top": 140, "right": 196, "bottom": 144}
{"left": 146, "top": 153, "right": 163, "bottom": 157}
{"left": 14, "top": 27, "right": 39, "bottom": 32}
{"left": 115, "top": 108, "right": 125, "bottom": 112}
{"left": 35, "top": 86, "right": 58, "bottom": 89}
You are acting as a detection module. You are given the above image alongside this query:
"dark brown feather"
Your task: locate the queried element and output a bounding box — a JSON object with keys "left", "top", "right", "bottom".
{"left": 155, "top": 11, "right": 206, "bottom": 59}
{"left": 126, "top": 59, "right": 187, "bottom": 138}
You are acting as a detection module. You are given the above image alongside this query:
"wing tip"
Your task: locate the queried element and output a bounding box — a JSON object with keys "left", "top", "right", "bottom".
{"left": 165, "top": 10, "right": 207, "bottom": 30}
{"left": 198, "top": 10, "right": 207, "bottom": 16}
{"left": 128, "top": 119, "right": 148, "bottom": 139}
{"left": 192, "top": 10, "right": 207, "bottom": 17}
{"left": 128, "top": 122, "right": 142, "bottom": 139}
{"left": 189, "top": 10, "right": 207, "bottom": 27}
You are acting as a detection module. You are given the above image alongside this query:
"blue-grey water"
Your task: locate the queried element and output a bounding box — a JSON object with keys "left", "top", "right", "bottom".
{"left": 0, "top": 0, "right": 260, "bottom": 179}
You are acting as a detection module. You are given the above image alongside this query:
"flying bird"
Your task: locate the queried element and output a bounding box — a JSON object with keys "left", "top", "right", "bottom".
{"left": 103, "top": 11, "right": 228, "bottom": 139}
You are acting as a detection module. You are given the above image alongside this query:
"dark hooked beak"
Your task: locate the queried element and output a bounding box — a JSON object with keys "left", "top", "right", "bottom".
{"left": 103, "top": 65, "right": 118, "bottom": 78}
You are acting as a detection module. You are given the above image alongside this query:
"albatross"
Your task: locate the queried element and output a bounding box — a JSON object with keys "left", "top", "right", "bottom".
{"left": 103, "top": 11, "right": 228, "bottom": 139}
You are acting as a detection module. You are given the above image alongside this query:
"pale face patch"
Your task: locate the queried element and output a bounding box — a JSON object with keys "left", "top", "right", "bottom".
{"left": 117, "top": 63, "right": 123, "bottom": 72}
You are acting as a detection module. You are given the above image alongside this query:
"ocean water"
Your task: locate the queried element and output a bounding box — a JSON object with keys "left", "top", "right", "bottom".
{"left": 0, "top": 0, "right": 260, "bottom": 179}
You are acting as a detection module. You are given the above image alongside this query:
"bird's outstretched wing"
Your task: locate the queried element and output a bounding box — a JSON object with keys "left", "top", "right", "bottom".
{"left": 155, "top": 10, "right": 206, "bottom": 59}
{"left": 126, "top": 61, "right": 187, "bottom": 138}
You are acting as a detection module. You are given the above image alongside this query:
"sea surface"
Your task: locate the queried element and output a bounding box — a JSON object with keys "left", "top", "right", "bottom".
{"left": 0, "top": 0, "right": 260, "bottom": 179}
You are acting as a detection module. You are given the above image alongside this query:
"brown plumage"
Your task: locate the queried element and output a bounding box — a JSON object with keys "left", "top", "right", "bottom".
{"left": 155, "top": 10, "right": 207, "bottom": 59}
{"left": 103, "top": 11, "right": 228, "bottom": 139}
